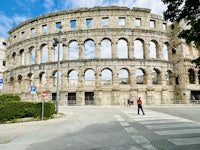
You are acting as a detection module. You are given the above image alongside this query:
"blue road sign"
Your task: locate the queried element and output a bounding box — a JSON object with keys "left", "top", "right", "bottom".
{"left": 0, "top": 79, "right": 3, "bottom": 84}
{"left": 30, "top": 86, "right": 36, "bottom": 94}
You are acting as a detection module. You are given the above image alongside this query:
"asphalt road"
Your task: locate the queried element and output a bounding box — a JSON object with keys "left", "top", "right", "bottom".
{"left": 0, "top": 105, "right": 200, "bottom": 150}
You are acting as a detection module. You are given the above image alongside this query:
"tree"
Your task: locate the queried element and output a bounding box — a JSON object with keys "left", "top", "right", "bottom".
{"left": 162, "top": 0, "right": 200, "bottom": 67}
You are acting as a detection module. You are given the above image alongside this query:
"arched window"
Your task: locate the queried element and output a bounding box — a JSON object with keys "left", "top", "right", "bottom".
{"left": 85, "top": 69, "right": 95, "bottom": 80}
{"left": 134, "top": 40, "right": 144, "bottom": 59}
{"left": 152, "top": 70, "right": 157, "bottom": 84}
{"left": 30, "top": 47, "right": 36, "bottom": 64}
{"left": 39, "top": 72, "right": 47, "bottom": 86}
{"left": 41, "top": 45, "right": 48, "bottom": 63}
{"left": 152, "top": 68, "right": 161, "bottom": 84}
{"left": 84, "top": 40, "right": 95, "bottom": 59}
{"left": 135, "top": 69, "right": 145, "bottom": 84}
{"left": 18, "top": 75, "right": 22, "bottom": 82}
{"left": 188, "top": 69, "right": 195, "bottom": 84}
{"left": 166, "top": 70, "right": 173, "bottom": 85}
{"left": 100, "top": 39, "right": 112, "bottom": 58}
{"left": 198, "top": 70, "right": 200, "bottom": 84}
{"left": 117, "top": 39, "right": 128, "bottom": 58}
{"left": 54, "top": 71, "right": 62, "bottom": 86}
{"left": 55, "top": 43, "right": 63, "bottom": 61}
{"left": 85, "top": 69, "right": 95, "bottom": 86}
{"left": 118, "top": 69, "right": 129, "bottom": 84}
{"left": 27, "top": 73, "right": 34, "bottom": 86}
{"left": 69, "top": 41, "right": 79, "bottom": 60}
{"left": 101, "top": 69, "right": 112, "bottom": 85}
{"left": 163, "top": 44, "right": 168, "bottom": 60}
{"left": 149, "top": 41, "right": 157, "bottom": 59}
{"left": 20, "top": 49, "right": 25, "bottom": 65}
{"left": 69, "top": 70, "right": 78, "bottom": 86}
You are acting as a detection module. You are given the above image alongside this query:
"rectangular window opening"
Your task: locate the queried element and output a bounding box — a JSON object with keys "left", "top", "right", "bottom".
{"left": 102, "top": 17, "right": 109, "bottom": 26}
{"left": 70, "top": 20, "right": 76, "bottom": 29}
{"left": 42, "top": 24, "right": 47, "bottom": 33}
{"left": 86, "top": 18, "right": 92, "bottom": 27}
{"left": 150, "top": 20, "right": 155, "bottom": 28}
{"left": 135, "top": 18, "right": 141, "bottom": 27}
{"left": 56, "top": 22, "right": 61, "bottom": 30}
{"left": 119, "top": 17, "right": 125, "bottom": 26}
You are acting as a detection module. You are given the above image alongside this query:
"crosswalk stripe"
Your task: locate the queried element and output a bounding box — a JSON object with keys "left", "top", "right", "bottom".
{"left": 131, "top": 135, "right": 157, "bottom": 150}
{"left": 132, "top": 116, "right": 179, "bottom": 121}
{"left": 139, "top": 119, "right": 194, "bottom": 125}
{"left": 155, "top": 129, "right": 200, "bottom": 135}
{"left": 120, "top": 121, "right": 130, "bottom": 127}
{"left": 146, "top": 122, "right": 200, "bottom": 130}
{"left": 124, "top": 127, "right": 137, "bottom": 133}
{"left": 168, "top": 137, "right": 200, "bottom": 145}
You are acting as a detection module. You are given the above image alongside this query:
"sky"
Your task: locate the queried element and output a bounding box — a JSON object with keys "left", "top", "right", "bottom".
{"left": 0, "top": 0, "right": 167, "bottom": 38}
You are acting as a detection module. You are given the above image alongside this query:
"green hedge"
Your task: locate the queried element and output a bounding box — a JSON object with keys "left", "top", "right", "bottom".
{"left": 0, "top": 101, "right": 55, "bottom": 123}
{"left": 0, "top": 94, "right": 21, "bottom": 103}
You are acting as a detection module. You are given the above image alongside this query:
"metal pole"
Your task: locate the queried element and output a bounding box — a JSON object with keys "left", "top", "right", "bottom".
{"left": 56, "top": 31, "right": 61, "bottom": 114}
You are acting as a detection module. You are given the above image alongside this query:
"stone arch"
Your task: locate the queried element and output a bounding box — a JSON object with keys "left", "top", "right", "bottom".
{"left": 100, "top": 38, "right": 112, "bottom": 58}
{"left": 162, "top": 42, "right": 169, "bottom": 60}
{"left": 84, "top": 39, "right": 95, "bottom": 59}
{"left": 152, "top": 68, "right": 161, "bottom": 84}
{"left": 134, "top": 38, "right": 144, "bottom": 59}
{"left": 188, "top": 68, "right": 195, "bottom": 84}
{"left": 52, "top": 70, "right": 62, "bottom": 86}
{"left": 68, "top": 40, "right": 79, "bottom": 60}
{"left": 84, "top": 68, "right": 96, "bottom": 80}
{"left": 68, "top": 69, "right": 79, "bottom": 80}
{"left": 40, "top": 43, "right": 48, "bottom": 63}
{"left": 18, "top": 75, "right": 23, "bottom": 83}
{"left": 19, "top": 49, "right": 25, "bottom": 65}
{"left": 166, "top": 70, "right": 174, "bottom": 85}
{"left": 117, "top": 38, "right": 128, "bottom": 58}
{"left": 135, "top": 68, "right": 146, "bottom": 84}
{"left": 149, "top": 40, "right": 157, "bottom": 59}
{"left": 118, "top": 68, "right": 130, "bottom": 84}
{"left": 101, "top": 68, "right": 113, "bottom": 85}
{"left": 29, "top": 46, "right": 36, "bottom": 64}
{"left": 39, "top": 71, "right": 47, "bottom": 86}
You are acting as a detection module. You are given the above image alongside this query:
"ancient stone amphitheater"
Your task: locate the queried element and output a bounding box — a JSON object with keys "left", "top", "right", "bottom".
{"left": 2, "top": 6, "right": 200, "bottom": 105}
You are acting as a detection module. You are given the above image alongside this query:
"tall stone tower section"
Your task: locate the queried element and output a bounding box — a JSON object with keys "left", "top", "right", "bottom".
{"left": 170, "top": 22, "right": 200, "bottom": 101}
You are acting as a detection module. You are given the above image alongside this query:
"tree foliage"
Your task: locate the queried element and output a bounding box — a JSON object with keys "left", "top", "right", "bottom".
{"left": 162, "top": 0, "right": 200, "bottom": 67}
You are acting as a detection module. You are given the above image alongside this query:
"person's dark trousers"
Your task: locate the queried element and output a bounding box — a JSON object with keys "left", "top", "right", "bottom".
{"left": 138, "top": 105, "right": 145, "bottom": 115}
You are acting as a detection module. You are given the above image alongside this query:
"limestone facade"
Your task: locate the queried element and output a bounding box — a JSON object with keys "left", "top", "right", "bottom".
{"left": 2, "top": 6, "right": 200, "bottom": 105}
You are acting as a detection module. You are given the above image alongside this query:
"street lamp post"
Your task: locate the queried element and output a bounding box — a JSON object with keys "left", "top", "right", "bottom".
{"left": 53, "top": 27, "right": 63, "bottom": 114}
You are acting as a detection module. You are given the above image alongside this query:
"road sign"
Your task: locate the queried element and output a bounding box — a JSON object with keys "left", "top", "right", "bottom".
{"left": 0, "top": 79, "right": 3, "bottom": 84}
{"left": 30, "top": 86, "right": 36, "bottom": 94}
{"left": 41, "top": 91, "right": 46, "bottom": 98}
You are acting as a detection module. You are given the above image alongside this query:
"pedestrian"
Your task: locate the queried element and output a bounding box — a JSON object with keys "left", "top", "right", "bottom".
{"left": 137, "top": 97, "right": 145, "bottom": 115}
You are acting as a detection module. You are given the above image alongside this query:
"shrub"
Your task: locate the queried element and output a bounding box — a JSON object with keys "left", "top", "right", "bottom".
{"left": 0, "top": 94, "right": 21, "bottom": 103}
{"left": 0, "top": 101, "right": 55, "bottom": 123}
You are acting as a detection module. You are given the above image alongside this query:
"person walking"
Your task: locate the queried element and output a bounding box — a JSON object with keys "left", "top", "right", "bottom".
{"left": 137, "top": 97, "right": 145, "bottom": 115}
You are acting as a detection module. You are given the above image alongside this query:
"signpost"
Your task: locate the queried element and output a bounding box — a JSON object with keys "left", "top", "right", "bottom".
{"left": 41, "top": 91, "right": 46, "bottom": 120}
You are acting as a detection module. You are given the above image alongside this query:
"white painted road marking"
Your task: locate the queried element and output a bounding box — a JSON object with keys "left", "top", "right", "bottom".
{"left": 168, "top": 137, "right": 200, "bottom": 145}
{"left": 155, "top": 128, "right": 200, "bottom": 135}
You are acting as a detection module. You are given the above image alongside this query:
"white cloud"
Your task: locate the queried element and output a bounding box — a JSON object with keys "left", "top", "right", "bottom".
{"left": 0, "top": 13, "right": 13, "bottom": 38}
{"left": 134, "top": 0, "right": 167, "bottom": 16}
{"left": 43, "top": 0, "right": 55, "bottom": 12}
{"left": 13, "top": 15, "right": 29, "bottom": 26}
{"left": 61, "top": 0, "right": 166, "bottom": 16}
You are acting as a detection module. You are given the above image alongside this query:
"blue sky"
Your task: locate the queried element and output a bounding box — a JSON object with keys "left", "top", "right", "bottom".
{"left": 0, "top": 0, "right": 167, "bottom": 38}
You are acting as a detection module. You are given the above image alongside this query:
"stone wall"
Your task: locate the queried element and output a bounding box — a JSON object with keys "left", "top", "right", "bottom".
{"left": 2, "top": 6, "right": 200, "bottom": 105}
